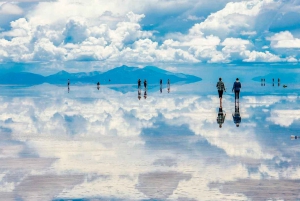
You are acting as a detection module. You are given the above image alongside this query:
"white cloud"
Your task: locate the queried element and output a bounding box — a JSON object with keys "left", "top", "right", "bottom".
{"left": 242, "top": 50, "right": 282, "bottom": 62}
{"left": 267, "top": 110, "right": 300, "bottom": 127}
{"left": 0, "top": 3, "right": 23, "bottom": 15}
{"left": 268, "top": 31, "right": 300, "bottom": 48}
{"left": 0, "top": 0, "right": 297, "bottom": 64}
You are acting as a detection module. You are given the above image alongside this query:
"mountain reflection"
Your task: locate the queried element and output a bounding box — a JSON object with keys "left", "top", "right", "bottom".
{"left": 0, "top": 83, "right": 299, "bottom": 200}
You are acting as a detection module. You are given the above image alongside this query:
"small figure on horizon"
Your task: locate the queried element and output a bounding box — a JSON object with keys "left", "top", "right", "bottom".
{"left": 217, "top": 107, "right": 226, "bottom": 128}
{"left": 278, "top": 78, "right": 280, "bottom": 83}
{"left": 272, "top": 78, "right": 274, "bottom": 83}
{"left": 160, "top": 79, "right": 163, "bottom": 93}
{"left": 138, "top": 79, "right": 141, "bottom": 89}
{"left": 232, "top": 78, "right": 241, "bottom": 102}
{"left": 97, "top": 82, "right": 100, "bottom": 90}
{"left": 216, "top": 77, "right": 226, "bottom": 108}
{"left": 144, "top": 79, "right": 147, "bottom": 90}
{"left": 167, "top": 79, "right": 170, "bottom": 93}
{"left": 67, "top": 79, "right": 70, "bottom": 93}
{"left": 283, "top": 85, "right": 287, "bottom": 88}
{"left": 109, "top": 79, "right": 111, "bottom": 82}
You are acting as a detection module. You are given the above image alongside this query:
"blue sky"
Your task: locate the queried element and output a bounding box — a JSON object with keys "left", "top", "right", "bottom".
{"left": 0, "top": 0, "right": 299, "bottom": 71}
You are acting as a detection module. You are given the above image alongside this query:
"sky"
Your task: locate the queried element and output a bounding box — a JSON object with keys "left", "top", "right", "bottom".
{"left": 0, "top": 0, "right": 300, "bottom": 72}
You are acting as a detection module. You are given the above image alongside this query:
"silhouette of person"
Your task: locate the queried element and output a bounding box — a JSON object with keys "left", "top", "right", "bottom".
{"left": 232, "top": 102, "right": 241, "bottom": 127}
{"left": 144, "top": 79, "right": 147, "bottom": 90}
{"left": 217, "top": 77, "right": 226, "bottom": 108}
{"left": 67, "top": 79, "right": 70, "bottom": 87}
{"left": 160, "top": 79, "right": 162, "bottom": 86}
{"left": 68, "top": 86, "right": 70, "bottom": 93}
{"left": 97, "top": 82, "right": 100, "bottom": 90}
{"left": 278, "top": 78, "right": 280, "bottom": 83}
{"left": 232, "top": 78, "right": 241, "bottom": 102}
{"left": 144, "top": 91, "right": 147, "bottom": 99}
{"left": 167, "top": 79, "right": 170, "bottom": 93}
{"left": 217, "top": 107, "right": 226, "bottom": 128}
{"left": 138, "top": 89, "right": 141, "bottom": 100}
{"left": 138, "top": 79, "right": 141, "bottom": 89}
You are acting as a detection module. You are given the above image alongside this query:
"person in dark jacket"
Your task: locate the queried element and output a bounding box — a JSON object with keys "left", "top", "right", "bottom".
{"left": 138, "top": 79, "right": 141, "bottom": 89}
{"left": 216, "top": 77, "right": 226, "bottom": 108}
{"left": 232, "top": 78, "right": 241, "bottom": 101}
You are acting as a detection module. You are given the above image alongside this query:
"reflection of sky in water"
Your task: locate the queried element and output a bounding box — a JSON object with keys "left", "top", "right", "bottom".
{"left": 0, "top": 67, "right": 300, "bottom": 200}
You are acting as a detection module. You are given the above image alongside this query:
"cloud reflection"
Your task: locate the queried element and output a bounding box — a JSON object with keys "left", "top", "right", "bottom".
{"left": 0, "top": 84, "right": 299, "bottom": 200}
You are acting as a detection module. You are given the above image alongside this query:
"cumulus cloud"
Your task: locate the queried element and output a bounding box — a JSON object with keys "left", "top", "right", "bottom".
{"left": 0, "top": 3, "right": 23, "bottom": 15}
{"left": 268, "top": 31, "right": 300, "bottom": 48}
{"left": 0, "top": 0, "right": 298, "bottom": 65}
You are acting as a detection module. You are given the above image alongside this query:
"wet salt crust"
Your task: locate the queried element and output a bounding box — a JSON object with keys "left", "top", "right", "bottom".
{"left": 0, "top": 65, "right": 299, "bottom": 200}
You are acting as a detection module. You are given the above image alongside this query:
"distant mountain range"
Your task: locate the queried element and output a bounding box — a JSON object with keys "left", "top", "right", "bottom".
{"left": 0, "top": 65, "right": 201, "bottom": 85}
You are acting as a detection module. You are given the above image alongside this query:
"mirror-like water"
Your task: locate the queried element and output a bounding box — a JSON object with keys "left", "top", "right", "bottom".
{"left": 0, "top": 66, "right": 300, "bottom": 200}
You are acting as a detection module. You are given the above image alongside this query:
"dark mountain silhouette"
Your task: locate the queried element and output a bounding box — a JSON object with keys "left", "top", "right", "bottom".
{"left": 0, "top": 65, "right": 201, "bottom": 85}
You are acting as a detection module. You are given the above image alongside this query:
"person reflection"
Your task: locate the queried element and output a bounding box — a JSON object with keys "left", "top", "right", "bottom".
{"left": 217, "top": 107, "right": 226, "bottom": 128}
{"left": 160, "top": 86, "right": 162, "bottom": 93}
{"left": 138, "top": 89, "right": 141, "bottom": 100}
{"left": 144, "top": 91, "right": 147, "bottom": 99}
{"left": 167, "top": 79, "right": 170, "bottom": 93}
{"left": 232, "top": 102, "right": 241, "bottom": 127}
{"left": 68, "top": 86, "right": 70, "bottom": 93}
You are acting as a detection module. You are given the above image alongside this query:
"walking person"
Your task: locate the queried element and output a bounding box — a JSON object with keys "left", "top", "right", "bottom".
{"left": 138, "top": 79, "right": 141, "bottom": 89}
{"left": 216, "top": 78, "right": 226, "bottom": 108}
{"left": 97, "top": 82, "right": 100, "bottom": 90}
{"left": 232, "top": 78, "right": 241, "bottom": 102}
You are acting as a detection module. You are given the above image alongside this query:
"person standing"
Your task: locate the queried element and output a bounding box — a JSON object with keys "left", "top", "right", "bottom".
{"left": 216, "top": 78, "right": 226, "bottom": 108}
{"left": 138, "top": 79, "right": 141, "bottom": 89}
{"left": 232, "top": 78, "right": 241, "bottom": 101}
{"left": 144, "top": 79, "right": 147, "bottom": 90}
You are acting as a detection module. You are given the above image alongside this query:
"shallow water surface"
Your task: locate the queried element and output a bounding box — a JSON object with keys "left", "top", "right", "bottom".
{"left": 0, "top": 66, "right": 300, "bottom": 200}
